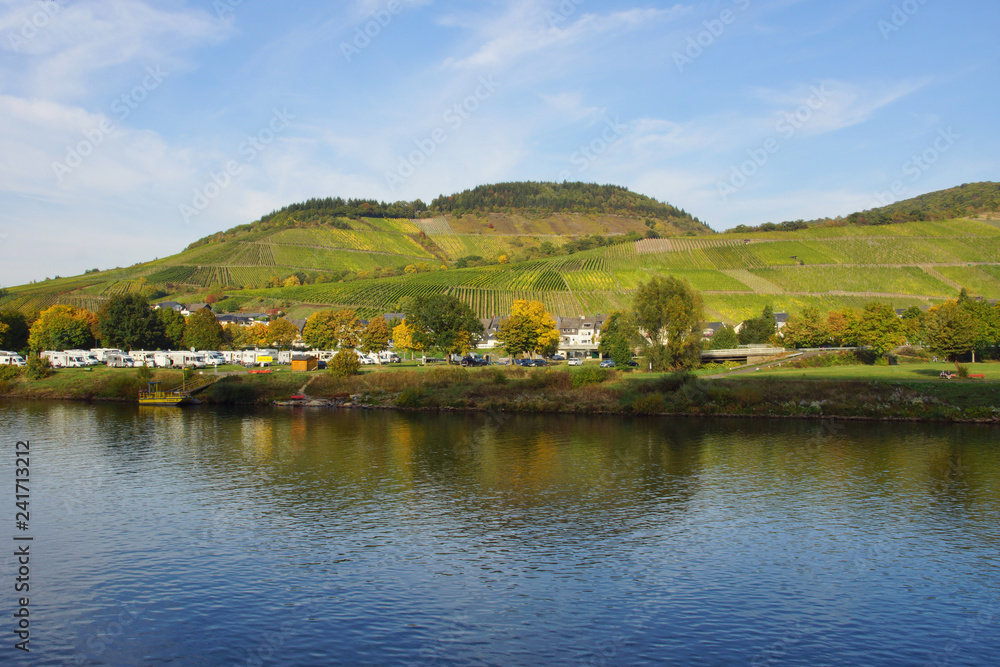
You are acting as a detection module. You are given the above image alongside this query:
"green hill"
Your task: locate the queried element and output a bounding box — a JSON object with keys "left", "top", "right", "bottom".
{"left": 2, "top": 182, "right": 999, "bottom": 324}
{"left": 730, "top": 181, "right": 1000, "bottom": 233}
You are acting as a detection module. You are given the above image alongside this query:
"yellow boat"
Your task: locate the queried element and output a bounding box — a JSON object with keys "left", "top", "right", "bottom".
{"left": 138, "top": 381, "right": 200, "bottom": 406}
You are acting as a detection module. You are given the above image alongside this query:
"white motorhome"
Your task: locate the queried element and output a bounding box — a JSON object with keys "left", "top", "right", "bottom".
{"left": 201, "top": 351, "right": 226, "bottom": 366}
{"left": 41, "top": 351, "right": 86, "bottom": 368}
{"left": 129, "top": 351, "right": 157, "bottom": 367}
{"left": 105, "top": 352, "right": 135, "bottom": 368}
{"left": 90, "top": 348, "right": 123, "bottom": 363}
{"left": 375, "top": 351, "right": 401, "bottom": 364}
{"left": 66, "top": 350, "right": 101, "bottom": 366}
{"left": 162, "top": 352, "right": 206, "bottom": 368}
{"left": 278, "top": 350, "right": 293, "bottom": 365}
{"left": 0, "top": 351, "right": 26, "bottom": 367}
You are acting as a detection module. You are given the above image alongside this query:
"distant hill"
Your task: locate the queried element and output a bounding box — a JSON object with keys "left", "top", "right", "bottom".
{"left": 187, "top": 181, "right": 708, "bottom": 250}
{"left": 2, "top": 182, "right": 998, "bottom": 323}
{"left": 727, "top": 181, "right": 1000, "bottom": 233}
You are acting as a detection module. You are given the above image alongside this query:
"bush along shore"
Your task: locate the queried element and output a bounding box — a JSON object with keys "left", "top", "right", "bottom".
{"left": 2, "top": 362, "right": 1000, "bottom": 423}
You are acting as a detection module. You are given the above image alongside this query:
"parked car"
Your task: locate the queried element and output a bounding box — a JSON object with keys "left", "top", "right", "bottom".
{"left": 599, "top": 359, "right": 616, "bottom": 368}
{"left": 550, "top": 354, "right": 566, "bottom": 361}
{"left": 514, "top": 358, "right": 533, "bottom": 367}
{"left": 567, "top": 358, "right": 583, "bottom": 367}
{"left": 460, "top": 355, "right": 489, "bottom": 367}
{"left": 530, "top": 358, "right": 547, "bottom": 367}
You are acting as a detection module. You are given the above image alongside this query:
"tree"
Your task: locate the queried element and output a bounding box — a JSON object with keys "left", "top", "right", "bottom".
{"left": 360, "top": 316, "right": 392, "bottom": 362}
{"left": 328, "top": 349, "right": 361, "bottom": 378}
{"left": 267, "top": 319, "right": 299, "bottom": 347}
{"left": 826, "top": 308, "right": 858, "bottom": 347}
{"left": 852, "top": 302, "right": 905, "bottom": 355}
{"left": 926, "top": 301, "right": 979, "bottom": 360}
{"left": 282, "top": 275, "right": 301, "bottom": 288}
{"left": 223, "top": 323, "right": 247, "bottom": 350}
{"left": 183, "top": 307, "right": 224, "bottom": 350}
{"left": 598, "top": 311, "right": 642, "bottom": 366}
{"left": 900, "top": 306, "right": 927, "bottom": 345}
{"left": 496, "top": 300, "right": 559, "bottom": 357}
{"left": 302, "top": 309, "right": 362, "bottom": 349}
{"left": 392, "top": 319, "right": 422, "bottom": 360}
{"left": 738, "top": 305, "right": 776, "bottom": 345}
{"left": 97, "top": 294, "right": 164, "bottom": 351}
{"left": 244, "top": 322, "right": 270, "bottom": 348}
{"left": 405, "top": 294, "right": 483, "bottom": 355}
{"left": 0, "top": 311, "right": 30, "bottom": 353}
{"left": 780, "top": 307, "right": 829, "bottom": 348}
{"left": 633, "top": 276, "right": 703, "bottom": 371}
{"left": 708, "top": 324, "right": 739, "bottom": 350}
{"left": 158, "top": 308, "right": 186, "bottom": 349}
{"left": 28, "top": 305, "right": 96, "bottom": 352}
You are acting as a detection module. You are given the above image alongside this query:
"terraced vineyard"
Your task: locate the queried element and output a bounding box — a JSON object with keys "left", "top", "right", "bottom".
{"left": 3, "top": 202, "right": 999, "bottom": 325}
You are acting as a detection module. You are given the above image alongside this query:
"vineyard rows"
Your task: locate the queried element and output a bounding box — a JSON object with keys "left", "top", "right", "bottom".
{"left": 269, "top": 229, "right": 432, "bottom": 258}
{"left": 749, "top": 266, "right": 955, "bottom": 296}
{"left": 723, "top": 269, "right": 785, "bottom": 294}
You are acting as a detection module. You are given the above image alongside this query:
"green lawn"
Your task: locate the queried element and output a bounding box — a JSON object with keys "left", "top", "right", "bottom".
{"left": 722, "top": 361, "right": 1000, "bottom": 382}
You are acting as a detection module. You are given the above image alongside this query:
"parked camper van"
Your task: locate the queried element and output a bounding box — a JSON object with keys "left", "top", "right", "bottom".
{"left": 129, "top": 351, "right": 156, "bottom": 367}
{"left": 105, "top": 352, "right": 135, "bottom": 368}
{"left": 201, "top": 351, "right": 226, "bottom": 367}
{"left": 90, "top": 348, "right": 123, "bottom": 363}
{"left": 41, "top": 351, "right": 86, "bottom": 368}
{"left": 0, "top": 351, "right": 26, "bottom": 366}
{"left": 66, "top": 350, "right": 100, "bottom": 366}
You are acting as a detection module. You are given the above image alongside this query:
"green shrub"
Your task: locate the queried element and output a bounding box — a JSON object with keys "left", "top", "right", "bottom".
{"left": 571, "top": 366, "right": 611, "bottom": 388}
{"left": 396, "top": 388, "right": 428, "bottom": 408}
{"left": 631, "top": 393, "right": 665, "bottom": 414}
{"left": 0, "top": 365, "right": 22, "bottom": 381}
{"left": 955, "top": 363, "right": 970, "bottom": 379}
{"left": 525, "top": 369, "right": 570, "bottom": 389}
{"left": 25, "top": 356, "right": 52, "bottom": 380}
{"left": 329, "top": 350, "right": 362, "bottom": 378}
{"left": 136, "top": 364, "right": 152, "bottom": 382}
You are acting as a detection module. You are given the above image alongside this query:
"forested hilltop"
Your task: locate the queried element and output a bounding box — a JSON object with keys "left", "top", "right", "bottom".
{"left": 187, "top": 181, "right": 706, "bottom": 249}
{"left": 428, "top": 182, "right": 706, "bottom": 230}
{"left": 729, "top": 181, "right": 1000, "bottom": 233}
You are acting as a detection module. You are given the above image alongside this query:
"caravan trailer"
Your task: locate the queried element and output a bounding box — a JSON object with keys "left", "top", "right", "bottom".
{"left": 0, "top": 351, "right": 26, "bottom": 367}
{"left": 90, "top": 348, "right": 123, "bottom": 363}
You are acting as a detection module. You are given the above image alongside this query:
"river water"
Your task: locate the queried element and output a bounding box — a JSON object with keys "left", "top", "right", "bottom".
{"left": 1, "top": 401, "right": 998, "bottom": 665}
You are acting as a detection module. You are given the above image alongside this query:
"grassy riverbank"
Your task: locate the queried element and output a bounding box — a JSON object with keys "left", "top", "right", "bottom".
{"left": 4, "top": 361, "right": 1000, "bottom": 422}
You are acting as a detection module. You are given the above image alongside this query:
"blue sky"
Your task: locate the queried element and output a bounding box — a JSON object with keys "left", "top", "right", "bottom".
{"left": 1, "top": 0, "right": 997, "bottom": 286}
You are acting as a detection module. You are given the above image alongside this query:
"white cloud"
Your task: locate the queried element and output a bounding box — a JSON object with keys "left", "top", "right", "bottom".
{"left": 444, "top": 3, "right": 689, "bottom": 69}
{"left": 1, "top": 0, "right": 227, "bottom": 100}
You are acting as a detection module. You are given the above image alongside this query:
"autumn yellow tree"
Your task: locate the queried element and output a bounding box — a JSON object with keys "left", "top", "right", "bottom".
{"left": 28, "top": 304, "right": 97, "bottom": 352}
{"left": 244, "top": 322, "right": 270, "bottom": 348}
{"left": 267, "top": 318, "right": 300, "bottom": 347}
{"left": 392, "top": 319, "right": 422, "bottom": 360}
{"left": 302, "top": 309, "right": 362, "bottom": 349}
{"left": 496, "top": 300, "right": 560, "bottom": 358}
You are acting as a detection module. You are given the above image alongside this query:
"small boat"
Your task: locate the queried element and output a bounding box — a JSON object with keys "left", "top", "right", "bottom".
{"left": 138, "top": 381, "right": 200, "bottom": 406}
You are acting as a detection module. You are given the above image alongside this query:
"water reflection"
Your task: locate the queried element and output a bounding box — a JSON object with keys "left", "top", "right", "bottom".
{"left": 1, "top": 400, "right": 998, "bottom": 666}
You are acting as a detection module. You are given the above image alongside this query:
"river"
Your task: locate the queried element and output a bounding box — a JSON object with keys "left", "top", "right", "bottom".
{"left": 1, "top": 401, "right": 998, "bottom": 665}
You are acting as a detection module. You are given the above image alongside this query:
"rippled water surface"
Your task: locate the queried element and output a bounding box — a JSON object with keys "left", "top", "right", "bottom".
{"left": 2, "top": 401, "right": 999, "bottom": 665}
